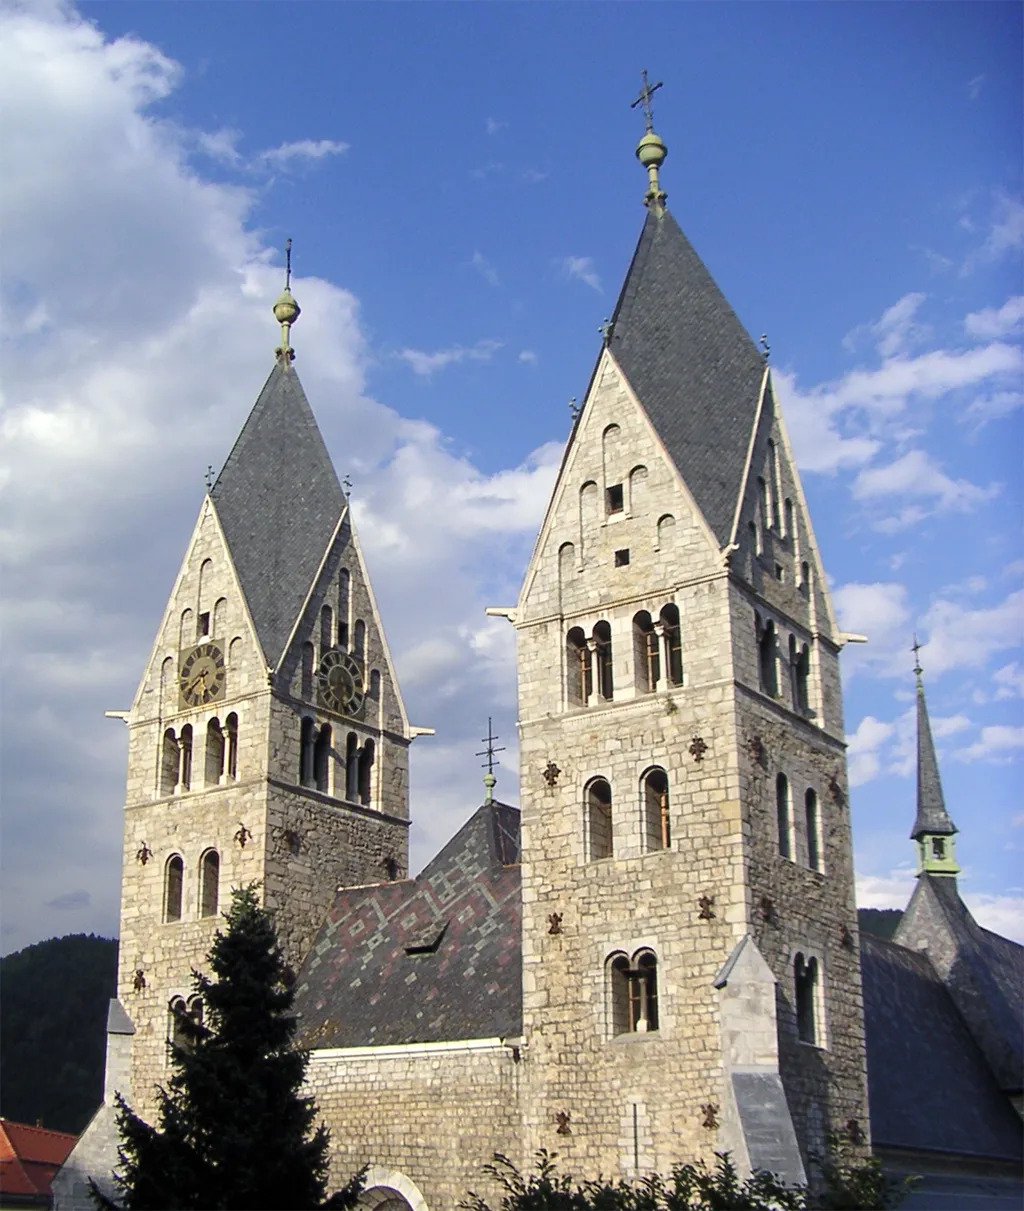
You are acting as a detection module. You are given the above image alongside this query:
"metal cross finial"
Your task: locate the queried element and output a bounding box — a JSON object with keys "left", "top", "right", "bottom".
{"left": 285, "top": 237, "right": 293, "bottom": 291}
{"left": 760, "top": 334, "right": 771, "bottom": 362}
{"left": 631, "top": 69, "right": 663, "bottom": 134}
{"left": 911, "top": 634, "right": 923, "bottom": 678}
{"left": 476, "top": 717, "right": 505, "bottom": 775}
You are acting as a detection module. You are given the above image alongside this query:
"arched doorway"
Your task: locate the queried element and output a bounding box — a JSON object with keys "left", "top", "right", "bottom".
{"left": 357, "top": 1167, "right": 428, "bottom": 1211}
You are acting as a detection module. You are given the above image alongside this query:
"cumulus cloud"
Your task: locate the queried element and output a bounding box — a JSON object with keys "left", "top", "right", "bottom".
{"left": 993, "top": 662, "right": 1024, "bottom": 700}
{"left": 560, "top": 256, "right": 602, "bottom": 292}
{"left": 917, "top": 588, "right": 1024, "bottom": 677}
{"left": 870, "top": 292, "right": 930, "bottom": 358}
{"left": 852, "top": 449, "right": 998, "bottom": 531}
{"left": 396, "top": 339, "right": 503, "bottom": 376}
{"left": 470, "top": 251, "right": 499, "bottom": 287}
{"left": 965, "top": 296, "right": 1024, "bottom": 340}
{"left": 847, "top": 716, "right": 895, "bottom": 787}
{"left": 954, "top": 725, "right": 1024, "bottom": 764}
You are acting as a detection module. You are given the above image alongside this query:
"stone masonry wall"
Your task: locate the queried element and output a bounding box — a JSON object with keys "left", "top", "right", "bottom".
{"left": 305, "top": 1041, "right": 522, "bottom": 1209}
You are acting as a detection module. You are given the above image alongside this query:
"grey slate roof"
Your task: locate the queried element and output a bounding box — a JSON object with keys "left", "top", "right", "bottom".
{"left": 911, "top": 675, "right": 957, "bottom": 838}
{"left": 860, "top": 933, "right": 1022, "bottom": 1162}
{"left": 210, "top": 361, "right": 345, "bottom": 668}
{"left": 898, "top": 873, "right": 1024, "bottom": 1096}
{"left": 608, "top": 208, "right": 767, "bottom": 547}
{"left": 293, "top": 801, "right": 522, "bottom": 1049}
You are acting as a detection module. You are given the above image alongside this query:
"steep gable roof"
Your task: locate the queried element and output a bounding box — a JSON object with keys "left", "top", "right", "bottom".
{"left": 293, "top": 802, "right": 522, "bottom": 1049}
{"left": 210, "top": 361, "right": 346, "bottom": 668}
{"left": 860, "top": 935, "right": 1023, "bottom": 1163}
{"left": 607, "top": 208, "right": 767, "bottom": 546}
{"left": 0, "top": 1119, "right": 78, "bottom": 1203}
{"left": 896, "top": 874, "right": 1024, "bottom": 1095}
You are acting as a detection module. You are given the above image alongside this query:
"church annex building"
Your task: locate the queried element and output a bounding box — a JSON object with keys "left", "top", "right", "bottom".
{"left": 54, "top": 110, "right": 1022, "bottom": 1211}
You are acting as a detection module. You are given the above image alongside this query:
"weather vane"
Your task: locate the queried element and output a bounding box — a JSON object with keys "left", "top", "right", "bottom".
{"left": 631, "top": 69, "right": 663, "bottom": 133}
{"left": 476, "top": 717, "right": 505, "bottom": 803}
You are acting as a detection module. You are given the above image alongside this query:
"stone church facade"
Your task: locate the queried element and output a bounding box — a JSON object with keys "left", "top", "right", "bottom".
{"left": 55, "top": 118, "right": 1019, "bottom": 1211}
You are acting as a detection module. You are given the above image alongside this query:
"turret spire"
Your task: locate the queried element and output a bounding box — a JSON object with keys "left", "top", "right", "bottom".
{"left": 273, "top": 238, "right": 301, "bottom": 363}
{"left": 909, "top": 637, "right": 959, "bottom": 878}
{"left": 632, "top": 70, "right": 667, "bottom": 212}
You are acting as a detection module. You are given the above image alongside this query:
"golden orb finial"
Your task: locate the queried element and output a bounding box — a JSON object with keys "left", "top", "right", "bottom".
{"left": 631, "top": 71, "right": 668, "bottom": 212}
{"left": 274, "top": 238, "right": 300, "bottom": 362}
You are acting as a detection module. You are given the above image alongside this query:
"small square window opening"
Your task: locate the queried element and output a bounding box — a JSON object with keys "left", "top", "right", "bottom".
{"left": 198, "top": 612, "right": 210, "bottom": 637}
{"left": 614, "top": 549, "right": 630, "bottom": 567}
{"left": 606, "top": 484, "right": 624, "bottom": 514}
{"left": 775, "top": 564, "right": 785, "bottom": 582}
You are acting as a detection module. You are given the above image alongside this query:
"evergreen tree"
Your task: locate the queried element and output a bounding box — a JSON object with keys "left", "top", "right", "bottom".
{"left": 92, "top": 885, "right": 364, "bottom": 1210}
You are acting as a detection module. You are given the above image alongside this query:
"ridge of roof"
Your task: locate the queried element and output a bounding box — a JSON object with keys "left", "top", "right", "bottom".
{"left": 607, "top": 208, "right": 766, "bottom": 546}
{"left": 911, "top": 675, "right": 956, "bottom": 838}
{"left": 210, "top": 361, "right": 345, "bottom": 668}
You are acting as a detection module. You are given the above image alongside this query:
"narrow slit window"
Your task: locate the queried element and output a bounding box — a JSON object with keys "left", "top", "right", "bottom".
{"left": 313, "top": 724, "right": 332, "bottom": 793}
{"left": 806, "top": 789, "right": 822, "bottom": 872}
{"left": 198, "top": 611, "right": 210, "bottom": 637}
{"left": 225, "top": 713, "right": 238, "bottom": 780}
{"left": 358, "top": 738, "right": 375, "bottom": 806}
{"left": 179, "top": 725, "right": 193, "bottom": 791}
{"left": 632, "top": 612, "right": 659, "bottom": 694}
{"left": 299, "top": 717, "right": 315, "bottom": 786}
{"left": 345, "top": 732, "right": 359, "bottom": 801}
{"left": 795, "top": 954, "right": 820, "bottom": 1045}
{"left": 566, "top": 627, "right": 592, "bottom": 706}
{"left": 593, "top": 621, "right": 613, "bottom": 700}
{"left": 660, "top": 604, "right": 683, "bottom": 686}
{"left": 777, "top": 773, "right": 793, "bottom": 860}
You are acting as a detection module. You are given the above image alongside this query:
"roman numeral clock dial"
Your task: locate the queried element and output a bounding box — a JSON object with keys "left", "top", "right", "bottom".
{"left": 178, "top": 643, "right": 227, "bottom": 708}
{"left": 317, "top": 649, "right": 365, "bottom": 716}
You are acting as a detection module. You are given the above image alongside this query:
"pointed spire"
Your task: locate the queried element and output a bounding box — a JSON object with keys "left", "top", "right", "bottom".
{"left": 273, "top": 238, "right": 301, "bottom": 363}
{"left": 631, "top": 70, "right": 668, "bottom": 212}
{"left": 909, "top": 638, "right": 960, "bottom": 878}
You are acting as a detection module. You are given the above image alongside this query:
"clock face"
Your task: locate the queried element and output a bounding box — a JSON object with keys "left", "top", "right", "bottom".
{"left": 317, "top": 648, "right": 365, "bottom": 717}
{"left": 179, "top": 643, "right": 227, "bottom": 708}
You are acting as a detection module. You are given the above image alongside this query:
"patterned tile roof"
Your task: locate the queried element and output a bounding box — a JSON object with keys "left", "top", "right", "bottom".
{"left": 608, "top": 208, "right": 767, "bottom": 547}
{"left": 210, "top": 361, "right": 346, "bottom": 668}
{"left": 293, "top": 802, "right": 522, "bottom": 1049}
{"left": 860, "top": 935, "right": 1022, "bottom": 1162}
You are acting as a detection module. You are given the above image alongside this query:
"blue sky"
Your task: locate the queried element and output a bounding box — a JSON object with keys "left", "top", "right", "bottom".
{"left": 1, "top": 1, "right": 1021, "bottom": 953}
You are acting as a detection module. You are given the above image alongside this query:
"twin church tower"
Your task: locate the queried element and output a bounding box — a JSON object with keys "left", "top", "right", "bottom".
{"left": 84, "top": 89, "right": 873, "bottom": 1209}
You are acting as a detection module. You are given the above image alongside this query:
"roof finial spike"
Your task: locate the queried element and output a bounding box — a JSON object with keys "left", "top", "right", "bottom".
{"left": 631, "top": 70, "right": 667, "bottom": 212}
{"left": 273, "top": 236, "right": 301, "bottom": 363}
{"left": 475, "top": 717, "right": 505, "bottom": 805}
{"left": 912, "top": 633, "right": 924, "bottom": 681}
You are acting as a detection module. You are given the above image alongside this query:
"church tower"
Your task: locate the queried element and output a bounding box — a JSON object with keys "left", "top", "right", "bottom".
{"left": 114, "top": 259, "right": 411, "bottom": 1117}
{"left": 513, "top": 87, "right": 868, "bottom": 1178}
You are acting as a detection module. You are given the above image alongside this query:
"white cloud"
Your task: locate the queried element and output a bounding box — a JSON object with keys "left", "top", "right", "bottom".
{"left": 965, "top": 295, "right": 1024, "bottom": 340}
{"left": 918, "top": 588, "right": 1024, "bottom": 677}
{"left": 846, "top": 716, "right": 895, "bottom": 787}
{"left": 855, "top": 867, "right": 916, "bottom": 910}
{"left": 196, "top": 127, "right": 243, "bottom": 166}
{"left": 872, "top": 292, "right": 929, "bottom": 358}
{"left": 851, "top": 449, "right": 998, "bottom": 530}
{"left": 833, "top": 582, "right": 910, "bottom": 650}
{"left": 993, "top": 662, "right": 1024, "bottom": 700}
{"left": 967, "top": 74, "right": 985, "bottom": 101}
{"left": 518, "top": 350, "right": 538, "bottom": 365}
{"left": 258, "top": 138, "right": 348, "bottom": 167}
{"left": 561, "top": 256, "right": 602, "bottom": 292}
{"left": 964, "top": 893, "right": 1024, "bottom": 943}
{"left": 485, "top": 117, "right": 506, "bottom": 136}
{"left": 961, "top": 390, "right": 1024, "bottom": 427}
{"left": 955, "top": 725, "right": 1024, "bottom": 764}
{"left": 470, "top": 251, "right": 499, "bottom": 287}
{"left": 395, "top": 339, "right": 503, "bottom": 377}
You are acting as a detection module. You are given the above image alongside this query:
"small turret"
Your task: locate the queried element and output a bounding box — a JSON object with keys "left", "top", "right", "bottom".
{"left": 909, "top": 639, "right": 959, "bottom": 878}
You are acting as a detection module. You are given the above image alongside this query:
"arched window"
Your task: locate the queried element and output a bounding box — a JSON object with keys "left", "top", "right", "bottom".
{"left": 757, "top": 615, "right": 778, "bottom": 697}
{"left": 566, "top": 627, "right": 591, "bottom": 706}
{"left": 345, "top": 732, "right": 359, "bottom": 801}
{"left": 320, "top": 605, "right": 333, "bottom": 655}
{"left": 593, "top": 621, "right": 613, "bottom": 701}
{"left": 586, "top": 778, "right": 613, "bottom": 860}
{"left": 369, "top": 669, "right": 381, "bottom": 700}
{"left": 354, "top": 620, "right": 366, "bottom": 659}
{"left": 187, "top": 996, "right": 204, "bottom": 1030}
{"left": 228, "top": 636, "right": 243, "bottom": 669}
{"left": 179, "top": 725, "right": 193, "bottom": 791}
{"left": 603, "top": 425, "right": 622, "bottom": 513}
{"left": 179, "top": 608, "right": 193, "bottom": 652}
{"left": 169, "top": 996, "right": 188, "bottom": 1049}
{"left": 338, "top": 570, "right": 350, "bottom": 649}
{"left": 777, "top": 773, "right": 792, "bottom": 860}
{"left": 161, "top": 656, "right": 175, "bottom": 714}
{"left": 767, "top": 440, "right": 781, "bottom": 530}
{"left": 660, "top": 604, "right": 683, "bottom": 686}
{"left": 164, "top": 855, "right": 183, "bottom": 922}
{"left": 795, "top": 644, "right": 810, "bottom": 714}
{"left": 609, "top": 950, "right": 659, "bottom": 1036}
{"left": 633, "top": 612, "right": 659, "bottom": 694}
{"left": 299, "top": 717, "right": 315, "bottom": 786}
{"left": 784, "top": 499, "right": 793, "bottom": 541}
{"left": 628, "top": 465, "right": 647, "bottom": 514}
{"left": 800, "top": 561, "right": 811, "bottom": 593}
{"left": 301, "top": 643, "right": 315, "bottom": 699}
{"left": 795, "top": 953, "right": 820, "bottom": 1045}
{"left": 656, "top": 513, "right": 675, "bottom": 550}
{"left": 212, "top": 597, "right": 227, "bottom": 639}
{"left": 199, "top": 850, "right": 219, "bottom": 918}
{"left": 806, "top": 789, "right": 822, "bottom": 872}
{"left": 161, "top": 728, "right": 178, "bottom": 795}
{"left": 558, "top": 542, "right": 575, "bottom": 606}
{"left": 642, "top": 767, "right": 670, "bottom": 851}
{"left": 314, "top": 724, "right": 332, "bottom": 793}
{"left": 225, "top": 713, "right": 238, "bottom": 780}
{"left": 580, "top": 482, "right": 599, "bottom": 548}
{"left": 205, "top": 718, "right": 225, "bottom": 786}
{"left": 757, "top": 477, "right": 769, "bottom": 542}
{"left": 358, "top": 739, "right": 375, "bottom": 806}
